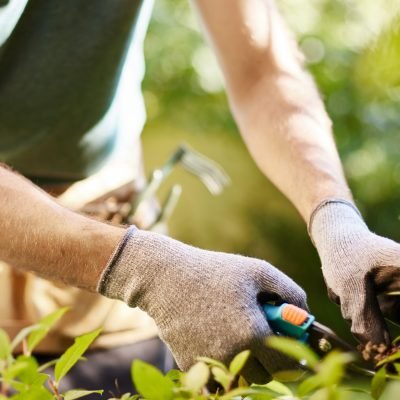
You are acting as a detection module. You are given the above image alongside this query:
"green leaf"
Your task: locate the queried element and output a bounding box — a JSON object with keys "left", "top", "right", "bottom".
{"left": 238, "top": 375, "right": 249, "bottom": 387}
{"left": 29, "top": 373, "right": 49, "bottom": 386}
{"left": 298, "top": 374, "right": 322, "bottom": 397}
{"left": 316, "top": 351, "right": 354, "bottom": 386}
{"left": 393, "top": 336, "right": 400, "bottom": 345}
{"left": 131, "top": 360, "right": 174, "bottom": 400}
{"left": 63, "top": 389, "right": 104, "bottom": 400}
{"left": 27, "top": 307, "right": 69, "bottom": 353}
{"left": 211, "top": 366, "right": 232, "bottom": 392}
{"left": 54, "top": 328, "right": 101, "bottom": 383}
{"left": 119, "top": 394, "right": 140, "bottom": 400}
{"left": 12, "top": 355, "right": 40, "bottom": 384}
{"left": 342, "top": 387, "right": 370, "bottom": 394}
{"left": 266, "top": 336, "right": 319, "bottom": 369}
{"left": 272, "top": 369, "right": 306, "bottom": 382}
{"left": 8, "top": 379, "right": 27, "bottom": 393}
{"left": 10, "top": 386, "right": 53, "bottom": 400}
{"left": 354, "top": 13, "right": 400, "bottom": 101}
{"left": 243, "top": 394, "right": 273, "bottom": 400}
{"left": 371, "top": 366, "right": 387, "bottom": 400}
{"left": 394, "top": 363, "right": 400, "bottom": 374}
{"left": 165, "top": 369, "right": 182, "bottom": 382}
{"left": 255, "top": 380, "right": 292, "bottom": 396}
{"left": 376, "top": 350, "right": 400, "bottom": 367}
{"left": 381, "top": 381, "right": 400, "bottom": 400}
{"left": 10, "top": 325, "right": 41, "bottom": 352}
{"left": 308, "top": 387, "right": 337, "bottom": 400}
{"left": 229, "top": 350, "right": 250, "bottom": 376}
{"left": 116, "top": 395, "right": 140, "bottom": 400}
{"left": 0, "top": 329, "right": 11, "bottom": 360}
{"left": 219, "top": 387, "right": 273, "bottom": 400}
{"left": 197, "top": 356, "right": 228, "bottom": 371}
{"left": 183, "top": 361, "right": 209, "bottom": 392}
{"left": 3, "top": 356, "right": 38, "bottom": 383}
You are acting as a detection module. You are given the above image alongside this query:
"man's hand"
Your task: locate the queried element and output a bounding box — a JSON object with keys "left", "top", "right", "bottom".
{"left": 98, "top": 226, "right": 308, "bottom": 383}
{"left": 0, "top": 166, "right": 307, "bottom": 381}
{"left": 310, "top": 199, "right": 400, "bottom": 346}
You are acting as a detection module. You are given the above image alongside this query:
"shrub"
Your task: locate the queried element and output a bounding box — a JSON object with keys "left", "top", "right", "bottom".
{"left": 1, "top": 309, "right": 400, "bottom": 399}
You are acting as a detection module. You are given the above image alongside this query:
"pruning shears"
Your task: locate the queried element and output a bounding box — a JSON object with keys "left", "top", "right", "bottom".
{"left": 263, "top": 303, "right": 375, "bottom": 376}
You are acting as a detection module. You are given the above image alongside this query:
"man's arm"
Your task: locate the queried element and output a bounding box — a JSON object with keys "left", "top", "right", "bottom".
{"left": 0, "top": 165, "right": 125, "bottom": 289}
{"left": 192, "top": 0, "right": 351, "bottom": 222}
{"left": 193, "top": 0, "right": 400, "bottom": 346}
{"left": 0, "top": 164, "right": 307, "bottom": 381}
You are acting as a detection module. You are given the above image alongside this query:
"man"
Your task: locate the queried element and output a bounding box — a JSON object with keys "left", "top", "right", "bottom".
{"left": 0, "top": 0, "right": 399, "bottom": 396}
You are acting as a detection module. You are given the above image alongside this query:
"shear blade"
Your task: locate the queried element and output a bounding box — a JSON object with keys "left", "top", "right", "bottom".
{"left": 308, "top": 321, "right": 375, "bottom": 376}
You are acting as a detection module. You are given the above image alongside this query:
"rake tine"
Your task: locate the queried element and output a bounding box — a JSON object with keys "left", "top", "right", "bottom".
{"left": 130, "top": 144, "right": 230, "bottom": 219}
{"left": 182, "top": 164, "right": 229, "bottom": 194}
{"left": 179, "top": 146, "right": 231, "bottom": 194}
{"left": 129, "top": 169, "right": 163, "bottom": 219}
{"left": 150, "top": 184, "right": 183, "bottom": 229}
{"left": 183, "top": 157, "right": 230, "bottom": 186}
{"left": 129, "top": 148, "right": 187, "bottom": 217}
{"left": 159, "top": 146, "right": 186, "bottom": 177}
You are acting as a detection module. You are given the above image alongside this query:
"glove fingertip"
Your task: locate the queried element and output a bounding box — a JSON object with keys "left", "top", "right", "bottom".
{"left": 349, "top": 303, "right": 391, "bottom": 346}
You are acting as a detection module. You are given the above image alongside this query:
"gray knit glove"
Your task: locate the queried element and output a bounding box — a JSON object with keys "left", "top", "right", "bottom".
{"left": 309, "top": 199, "right": 400, "bottom": 346}
{"left": 98, "top": 226, "right": 307, "bottom": 382}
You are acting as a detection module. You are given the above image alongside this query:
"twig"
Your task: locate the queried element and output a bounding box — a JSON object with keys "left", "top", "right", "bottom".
{"left": 49, "top": 378, "right": 62, "bottom": 400}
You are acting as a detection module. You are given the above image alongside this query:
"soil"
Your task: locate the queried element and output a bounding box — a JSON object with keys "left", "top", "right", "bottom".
{"left": 359, "top": 341, "right": 400, "bottom": 366}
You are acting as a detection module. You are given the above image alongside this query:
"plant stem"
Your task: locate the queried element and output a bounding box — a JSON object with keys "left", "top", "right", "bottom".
{"left": 0, "top": 382, "right": 8, "bottom": 397}
{"left": 22, "top": 339, "right": 28, "bottom": 356}
{"left": 49, "top": 378, "right": 62, "bottom": 400}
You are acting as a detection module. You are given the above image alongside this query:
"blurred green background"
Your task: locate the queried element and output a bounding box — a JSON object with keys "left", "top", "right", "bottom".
{"left": 141, "top": 0, "right": 400, "bottom": 343}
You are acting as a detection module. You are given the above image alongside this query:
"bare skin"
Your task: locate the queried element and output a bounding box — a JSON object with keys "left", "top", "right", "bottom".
{"left": 192, "top": 0, "right": 352, "bottom": 221}
{"left": 0, "top": 166, "right": 125, "bottom": 290}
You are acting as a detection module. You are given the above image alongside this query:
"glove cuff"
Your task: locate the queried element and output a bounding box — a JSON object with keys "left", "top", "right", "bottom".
{"left": 96, "top": 225, "right": 139, "bottom": 300}
{"left": 308, "top": 198, "right": 363, "bottom": 246}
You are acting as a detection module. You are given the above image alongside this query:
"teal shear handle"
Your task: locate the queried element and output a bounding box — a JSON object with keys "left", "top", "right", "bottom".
{"left": 263, "top": 303, "right": 315, "bottom": 343}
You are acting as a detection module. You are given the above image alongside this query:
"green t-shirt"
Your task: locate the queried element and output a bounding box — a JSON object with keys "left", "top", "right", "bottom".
{"left": 0, "top": 0, "right": 148, "bottom": 182}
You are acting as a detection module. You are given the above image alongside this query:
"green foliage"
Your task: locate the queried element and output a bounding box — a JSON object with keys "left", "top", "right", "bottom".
{"left": 183, "top": 362, "right": 209, "bottom": 393}
{"left": 0, "top": 330, "right": 11, "bottom": 362}
{"left": 229, "top": 350, "right": 251, "bottom": 376}
{"left": 354, "top": 13, "right": 400, "bottom": 101}
{"left": 371, "top": 367, "right": 386, "bottom": 400}
{"left": 27, "top": 308, "right": 69, "bottom": 355}
{"left": 0, "top": 310, "right": 102, "bottom": 399}
{"left": 54, "top": 328, "right": 101, "bottom": 384}
{"left": 3, "top": 309, "right": 400, "bottom": 398}
{"left": 131, "top": 360, "right": 174, "bottom": 400}
{"left": 266, "top": 337, "right": 319, "bottom": 369}
{"left": 63, "top": 390, "right": 104, "bottom": 400}
{"left": 127, "top": 338, "right": 400, "bottom": 400}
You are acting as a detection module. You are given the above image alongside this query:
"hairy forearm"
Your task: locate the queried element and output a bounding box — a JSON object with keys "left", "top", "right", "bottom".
{"left": 231, "top": 68, "right": 352, "bottom": 221}
{"left": 194, "top": 0, "right": 353, "bottom": 222}
{"left": 223, "top": 3, "right": 353, "bottom": 222}
{"left": 0, "top": 166, "right": 125, "bottom": 290}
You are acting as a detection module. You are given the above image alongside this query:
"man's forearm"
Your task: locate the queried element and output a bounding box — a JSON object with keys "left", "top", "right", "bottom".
{"left": 194, "top": 0, "right": 352, "bottom": 222}
{"left": 232, "top": 67, "right": 352, "bottom": 221}
{"left": 224, "top": 4, "right": 353, "bottom": 222}
{"left": 0, "top": 166, "right": 125, "bottom": 289}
